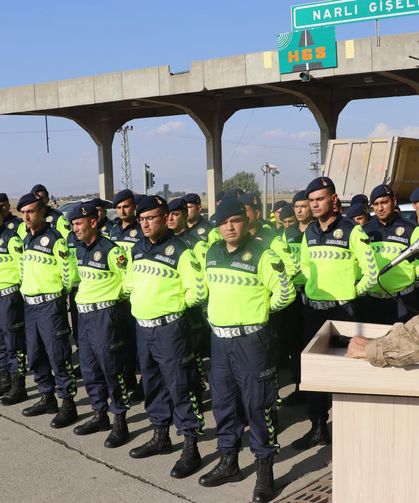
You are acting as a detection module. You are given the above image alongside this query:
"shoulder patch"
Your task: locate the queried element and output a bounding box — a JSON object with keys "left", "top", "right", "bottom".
{"left": 116, "top": 255, "right": 127, "bottom": 268}
{"left": 58, "top": 250, "right": 69, "bottom": 259}
{"left": 14, "top": 246, "right": 23, "bottom": 253}
{"left": 190, "top": 261, "right": 201, "bottom": 272}
{"left": 271, "top": 261, "right": 285, "bottom": 273}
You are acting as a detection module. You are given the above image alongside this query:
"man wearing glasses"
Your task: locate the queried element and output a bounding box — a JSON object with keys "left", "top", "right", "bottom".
{"left": 125, "top": 196, "right": 208, "bottom": 480}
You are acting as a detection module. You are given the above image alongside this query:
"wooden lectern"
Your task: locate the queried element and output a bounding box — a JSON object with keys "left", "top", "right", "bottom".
{"left": 300, "top": 320, "right": 419, "bottom": 503}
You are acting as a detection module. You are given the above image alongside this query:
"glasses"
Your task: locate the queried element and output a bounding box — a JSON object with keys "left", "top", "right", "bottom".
{"left": 139, "top": 213, "right": 165, "bottom": 223}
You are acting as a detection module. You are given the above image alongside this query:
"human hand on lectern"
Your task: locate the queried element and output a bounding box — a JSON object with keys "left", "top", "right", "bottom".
{"left": 346, "top": 336, "right": 369, "bottom": 359}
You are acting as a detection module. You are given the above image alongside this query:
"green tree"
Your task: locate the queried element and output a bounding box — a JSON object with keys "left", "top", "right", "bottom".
{"left": 223, "top": 171, "right": 260, "bottom": 194}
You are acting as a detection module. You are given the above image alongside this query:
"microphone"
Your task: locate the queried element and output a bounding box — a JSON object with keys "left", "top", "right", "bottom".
{"left": 379, "top": 239, "right": 419, "bottom": 276}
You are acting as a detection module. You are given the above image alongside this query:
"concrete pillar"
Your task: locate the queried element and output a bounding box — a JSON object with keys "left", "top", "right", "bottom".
{"left": 73, "top": 116, "right": 124, "bottom": 201}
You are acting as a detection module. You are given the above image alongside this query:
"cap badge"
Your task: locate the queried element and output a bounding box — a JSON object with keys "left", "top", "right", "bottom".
{"left": 321, "top": 178, "right": 328, "bottom": 187}
{"left": 81, "top": 207, "right": 87, "bottom": 216}
{"left": 156, "top": 197, "right": 162, "bottom": 205}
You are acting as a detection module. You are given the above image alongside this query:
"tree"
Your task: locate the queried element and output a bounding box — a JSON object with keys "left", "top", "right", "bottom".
{"left": 223, "top": 171, "right": 260, "bottom": 194}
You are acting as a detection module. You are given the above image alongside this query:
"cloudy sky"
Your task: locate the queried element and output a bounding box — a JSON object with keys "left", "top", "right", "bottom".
{"left": 0, "top": 1, "right": 418, "bottom": 197}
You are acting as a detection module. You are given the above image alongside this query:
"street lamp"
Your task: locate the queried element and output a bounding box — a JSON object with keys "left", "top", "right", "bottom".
{"left": 261, "top": 162, "right": 279, "bottom": 219}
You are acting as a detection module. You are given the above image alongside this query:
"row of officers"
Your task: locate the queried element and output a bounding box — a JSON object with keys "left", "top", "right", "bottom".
{"left": 0, "top": 180, "right": 418, "bottom": 503}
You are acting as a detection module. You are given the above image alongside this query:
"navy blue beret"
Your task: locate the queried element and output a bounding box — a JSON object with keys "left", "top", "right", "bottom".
{"left": 292, "top": 190, "right": 307, "bottom": 204}
{"left": 113, "top": 189, "right": 134, "bottom": 208}
{"left": 346, "top": 203, "right": 367, "bottom": 219}
{"left": 410, "top": 187, "right": 419, "bottom": 203}
{"left": 133, "top": 194, "right": 146, "bottom": 206}
{"left": 68, "top": 203, "right": 98, "bottom": 222}
{"left": 238, "top": 192, "right": 262, "bottom": 209}
{"left": 31, "top": 184, "right": 49, "bottom": 196}
{"left": 273, "top": 200, "right": 288, "bottom": 212}
{"left": 0, "top": 193, "right": 9, "bottom": 203}
{"left": 215, "top": 197, "right": 246, "bottom": 226}
{"left": 136, "top": 195, "right": 169, "bottom": 215}
{"left": 88, "top": 197, "right": 107, "bottom": 208}
{"left": 17, "top": 193, "right": 43, "bottom": 211}
{"left": 370, "top": 184, "right": 394, "bottom": 204}
{"left": 305, "top": 177, "right": 335, "bottom": 197}
{"left": 168, "top": 198, "right": 187, "bottom": 212}
{"left": 280, "top": 203, "right": 295, "bottom": 220}
{"left": 350, "top": 194, "right": 368, "bottom": 206}
{"left": 215, "top": 191, "right": 225, "bottom": 201}
{"left": 224, "top": 188, "right": 244, "bottom": 199}
{"left": 183, "top": 193, "right": 201, "bottom": 205}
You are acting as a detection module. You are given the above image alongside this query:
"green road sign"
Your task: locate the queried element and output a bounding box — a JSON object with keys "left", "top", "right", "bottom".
{"left": 292, "top": 0, "right": 419, "bottom": 30}
{"left": 278, "top": 27, "right": 337, "bottom": 74}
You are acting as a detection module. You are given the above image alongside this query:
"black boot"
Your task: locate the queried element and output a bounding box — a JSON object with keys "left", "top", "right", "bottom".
{"left": 0, "top": 371, "right": 11, "bottom": 396}
{"left": 1, "top": 374, "right": 28, "bottom": 405}
{"left": 252, "top": 457, "right": 275, "bottom": 503}
{"left": 129, "top": 425, "right": 172, "bottom": 458}
{"left": 104, "top": 412, "right": 129, "bottom": 448}
{"left": 199, "top": 452, "right": 243, "bottom": 487}
{"left": 170, "top": 435, "right": 202, "bottom": 478}
{"left": 292, "top": 419, "right": 331, "bottom": 450}
{"left": 22, "top": 393, "right": 58, "bottom": 417}
{"left": 129, "top": 379, "right": 145, "bottom": 403}
{"left": 50, "top": 398, "right": 78, "bottom": 428}
{"left": 73, "top": 410, "right": 111, "bottom": 435}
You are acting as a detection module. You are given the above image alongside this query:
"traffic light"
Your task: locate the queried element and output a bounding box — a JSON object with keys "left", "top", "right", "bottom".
{"left": 146, "top": 170, "right": 155, "bottom": 189}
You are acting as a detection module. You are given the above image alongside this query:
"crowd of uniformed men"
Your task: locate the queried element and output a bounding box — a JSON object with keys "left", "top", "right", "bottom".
{"left": 0, "top": 179, "right": 418, "bottom": 503}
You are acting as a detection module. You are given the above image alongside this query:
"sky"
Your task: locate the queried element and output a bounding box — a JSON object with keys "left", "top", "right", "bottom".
{"left": 1, "top": 0, "right": 419, "bottom": 198}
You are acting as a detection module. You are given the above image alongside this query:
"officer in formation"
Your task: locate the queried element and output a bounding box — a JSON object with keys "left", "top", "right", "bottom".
{"left": 199, "top": 197, "right": 295, "bottom": 503}
{"left": 31, "top": 184, "right": 72, "bottom": 239}
{"left": 411, "top": 187, "right": 419, "bottom": 225}
{"left": 17, "top": 192, "right": 78, "bottom": 428}
{"left": 125, "top": 195, "right": 207, "bottom": 479}
{"left": 183, "top": 193, "right": 213, "bottom": 242}
{"left": 0, "top": 207, "right": 27, "bottom": 405}
{"left": 69, "top": 203, "right": 130, "bottom": 448}
{"left": 0, "top": 193, "right": 26, "bottom": 239}
{"left": 89, "top": 197, "right": 114, "bottom": 238}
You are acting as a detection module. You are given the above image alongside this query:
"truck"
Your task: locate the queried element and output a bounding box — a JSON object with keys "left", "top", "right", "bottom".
{"left": 322, "top": 137, "right": 419, "bottom": 205}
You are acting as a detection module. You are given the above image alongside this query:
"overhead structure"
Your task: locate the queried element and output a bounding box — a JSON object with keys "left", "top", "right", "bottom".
{"left": 117, "top": 125, "right": 133, "bottom": 190}
{"left": 0, "top": 32, "right": 418, "bottom": 214}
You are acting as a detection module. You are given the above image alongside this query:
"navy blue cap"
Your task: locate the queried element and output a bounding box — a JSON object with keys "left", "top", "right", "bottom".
{"left": 273, "top": 200, "right": 288, "bottom": 212}
{"left": 136, "top": 195, "right": 168, "bottom": 215}
{"left": 30, "top": 184, "right": 49, "bottom": 196}
{"left": 17, "top": 193, "right": 43, "bottom": 211}
{"left": 350, "top": 194, "right": 368, "bottom": 206}
{"left": 305, "top": 177, "right": 335, "bottom": 197}
{"left": 224, "top": 188, "right": 244, "bottom": 199}
{"left": 410, "top": 187, "right": 419, "bottom": 203}
{"left": 183, "top": 193, "right": 201, "bottom": 205}
{"left": 168, "top": 198, "right": 187, "bottom": 212}
{"left": 68, "top": 203, "right": 98, "bottom": 222}
{"left": 370, "top": 184, "right": 394, "bottom": 204}
{"left": 215, "top": 191, "right": 225, "bottom": 201}
{"left": 88, "top": 197, "right": 107, "bottom": 208}
{"left": 238, "top": 192, "right": 262, "bottom": 209}
{"left": 0, "top": 193, "right": 9, "bottom": 203}
{"left": 133, "top": 194, "right": 146, "bottom": 206}
{"left": 346, "top": 203, "right": 367, "bottom": 219}
{"left": 215, "top": 197, "right": 246, "bottom": 226}
{"left": 280, "top": 203, "right": 295, "bottom": 220}
{"left": 292, "top": 190, "right": 307, "bottom": 204}
{"left": 113, "top": 189, "right": 134, "bottom": 208}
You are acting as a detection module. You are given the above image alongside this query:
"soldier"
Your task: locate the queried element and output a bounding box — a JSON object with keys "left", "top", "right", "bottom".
{"left": 279, "top": 203, "right": 297, "bottom": 229}
{"left": 69, "top": 203, "right": 130, "bottom": 448}
{"left": 0, "top": 209, "right": 27, "bottom": 405}
{"left": 346, "top": 203, "right": 371, "bottom": 226}
{"left": 17, "top": 193, "right": 77, "bottom": 429}
{"left": 126, "top": 195, "right": 207, "bottom": 480}
{"left": 362, "top": 184, "right": 419, "bottom": 324}
{"left": 272, "top": 200, "right": 288, "bottom": 233}
{"left": 183, "top": 193, "right": 213, "bottom": 242}
{"left": 0, "top": 192, "right": 26, "bottom": 239}
{"left": 88, "top": 197, "right": 114, "bottom": 237}
{"left": 110, "top": 189, "right": 143, "bottom": 394}
{"left": 292, "top": 177, "right": 378, "bottom": 450}
{"left": 31, "top": 184, "right": 72, "bottom": 239}
{"left": 198, "top": 198, "right": 295, "bottom": 503}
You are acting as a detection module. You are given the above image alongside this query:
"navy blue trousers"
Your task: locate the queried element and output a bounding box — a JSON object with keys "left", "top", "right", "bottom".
{"left": 209, "top": 328, "right": 278, "bottom": 459}
{"left": 361, "top": 291, "right": 418, "bottom": 325}
{"left": 25, "top": 296, "right": 76, "bottom": 399}
{"left": 119, "top": 300, "right": 138, "bottom": 379}
{"left": 0, "top": 291, "right": 26, "bottom": 375}
{"left": 136, "top": 317, "right": 203, "bottom": 437}
{"left": 78, "top": 305, "right": 130, "bottom": 414}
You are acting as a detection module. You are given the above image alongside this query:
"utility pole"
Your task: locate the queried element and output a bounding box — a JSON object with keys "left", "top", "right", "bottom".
{"left": 118, "top": 125, "right": 133, "bottom": 190}
{"left": 261, "top": 162, "right": 279, "bottom": 219}
{"left": 309, "top": 141, "right": 321, "bottom": 178}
